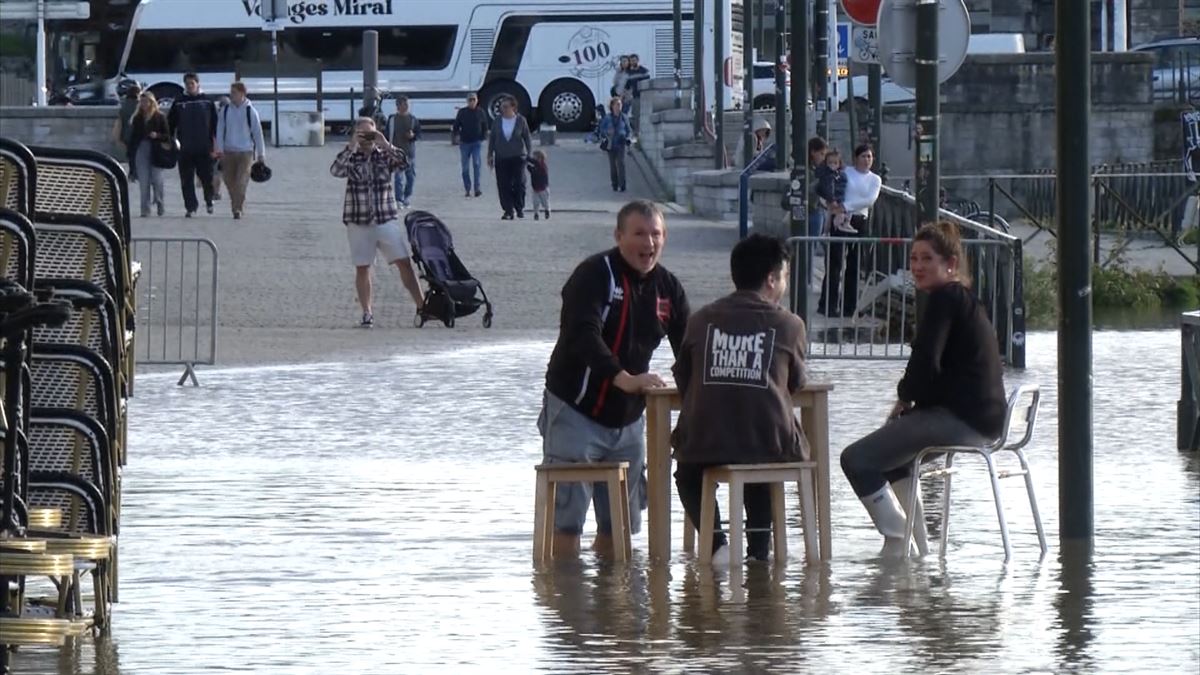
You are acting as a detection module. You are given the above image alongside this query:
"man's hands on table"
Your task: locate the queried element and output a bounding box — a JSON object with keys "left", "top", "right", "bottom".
{"left": 614, "top": 371, "right": 667, "bottom": 394}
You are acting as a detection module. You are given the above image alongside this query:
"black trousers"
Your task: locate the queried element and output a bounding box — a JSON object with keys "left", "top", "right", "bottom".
{"left": 178, "top": 150, "right": 215, "bottom": 213}
{"left": 675, "top": 462, "right": 773, "bottom": 560}
{"left": 495, "top": 156, "right": 527, "bottom": 215}
{"left": 819, "top": 215, "right": 865, "bottom": 317}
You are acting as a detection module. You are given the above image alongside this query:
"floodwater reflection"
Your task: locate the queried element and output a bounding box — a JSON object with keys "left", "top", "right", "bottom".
{"left": 9, "top": 331, "right": 1198, "bottom": 674}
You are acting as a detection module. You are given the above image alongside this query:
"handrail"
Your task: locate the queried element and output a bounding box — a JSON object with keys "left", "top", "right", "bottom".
{"left": 738, "top": 142, "right": 777, "bottom": 239}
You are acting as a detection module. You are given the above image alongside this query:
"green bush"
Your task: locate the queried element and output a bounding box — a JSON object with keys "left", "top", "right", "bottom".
{"left": 1021, "top": 257, "right": 1199, "bottom": 325}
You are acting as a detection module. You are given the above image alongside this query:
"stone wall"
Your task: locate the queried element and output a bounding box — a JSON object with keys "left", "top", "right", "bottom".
{"left": 0, "top": 106, "right": 124, "bottom": 158}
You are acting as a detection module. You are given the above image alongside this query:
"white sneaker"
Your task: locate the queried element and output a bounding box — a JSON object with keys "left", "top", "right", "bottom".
{"left": 710, "top": 543, "right": 731, "bottom": 567}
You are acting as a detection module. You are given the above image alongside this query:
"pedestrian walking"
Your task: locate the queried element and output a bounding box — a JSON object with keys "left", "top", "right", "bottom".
{"left": 387, "top": 94, "right": 421, "bottom": 207}
{"left": 623, "top": 53, "right": 651, "bottom": 135}
{"left": 526, "top": 149, "right": 551, "bottom": 220}
{"left": 538, "top": 200, "right": 690, "bottom": 558}
{"left": 126, "top": 92, "right": 169, "bottom": 217}
{"left": 597, "top": 97, "right": 632, "bottom": 192}
{"left": 111, "top": 83, "right": 141, "bottom": 168}
{"left": 167, "top": 72, "right": 218, "bottom": 217}
{"left": 210, "top": 94, "right": 231, "bottom": 201}
{"left": 329, "top": 117, "right": 425, "bottom": 327}
{"left": 611, "top": 55, "right": 631, "bottom": 100}
{"left": 818, "top": 143, "right": 880, "bottom": 317}
{"left": 452, "top": 92, "right": 489, "bottom": 198}
{"left": 214, "top": 82, "right": 265, "bottom": 220}
{"left": 486, "top": 96, "right": 532, "bottom": 220}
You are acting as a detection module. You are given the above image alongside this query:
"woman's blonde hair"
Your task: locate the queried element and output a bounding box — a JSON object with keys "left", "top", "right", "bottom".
{"left": 609, "top": 96, "right": 623, "bottom": 111}
{"left": 135, "top": 91, "right": 160, "bottom": 121}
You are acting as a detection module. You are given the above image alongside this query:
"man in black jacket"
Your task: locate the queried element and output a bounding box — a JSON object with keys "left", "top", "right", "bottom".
{"left": 538, "top": 200, "right": 690, "bottom": 558}
{"left": 167, "top": 72, "right": 218, "bottom": 217}
{"left": 452, "top": 92, "right": 489, "bottom": 198}
{"left": 623, "top": 54, "right": 651, "bottom": 134}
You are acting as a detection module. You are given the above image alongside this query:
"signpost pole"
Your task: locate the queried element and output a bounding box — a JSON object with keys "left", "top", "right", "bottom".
{"left": 774, "top": 0, "right": 787, "bottom": 163}
{"left": 673, "top": 0, "right": 683, "bottom": 109}
{"left": 914, "top": 0, "right": 939, "bottom": 223}
{"left": 35, "top": 0, "right": 46, "bottom": 106}
{"left": 743, "top": 0, "right": 756, "bottom": 167}
{"left": 788, "top": 0, "right": 810, "bottom": 315}
{"left": 714, "top": 1, "right": 725, "bottom": 169}
{"left": 693, "top": 0, "right": 705, "bottom": 138}
{"left": 272, "top": 27, "right": 280, "bottom": 148}
{"left": 813, "top": 2, "right": 830, "bottom": 140}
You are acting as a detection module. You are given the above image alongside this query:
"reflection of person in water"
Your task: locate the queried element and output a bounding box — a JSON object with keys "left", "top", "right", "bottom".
{"left": 530, "top": 561, "right": 653, "bottom": 657}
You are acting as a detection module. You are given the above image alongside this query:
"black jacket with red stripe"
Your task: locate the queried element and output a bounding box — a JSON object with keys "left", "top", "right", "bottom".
{"left": 545, "top": 248, "right": 690, "bottom": 428}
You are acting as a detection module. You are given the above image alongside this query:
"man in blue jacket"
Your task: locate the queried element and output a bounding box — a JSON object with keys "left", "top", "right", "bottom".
{"left": 538, "top": 200, "right": 691, "bottom": 558}
{"left": 452, "top": 92, "right": 489, "bottom": 198}
{"left": 167, "top": 72, "right": 218, "bottom": 217}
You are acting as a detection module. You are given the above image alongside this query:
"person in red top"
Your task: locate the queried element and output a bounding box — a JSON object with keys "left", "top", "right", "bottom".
{"left": 329, "top": 117, "right": 425, "bottom": 327}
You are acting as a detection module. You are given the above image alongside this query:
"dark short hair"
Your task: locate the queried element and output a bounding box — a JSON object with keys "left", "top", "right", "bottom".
{"left": 230, "top": 81, "right": 247, "bottom": 95}
{"left": 396, "top": 94, "right": 409, "bottom": 104}
{"left": 853, "top": 143, "right": 874, "bottom": 158}
{"left": 808, "top": 136, "right": 827, "bottom": 155}
{"left": 630, "top": 53, "right": 640, "bottom": 60}
{"left": 184, "top": 72, "right": 199, "bottom": 84}
{"left": 616, "top": 199, "right": 665, "bottom": 232}
{"left": 731, "top": 234, "right": 789, "bottom": 291}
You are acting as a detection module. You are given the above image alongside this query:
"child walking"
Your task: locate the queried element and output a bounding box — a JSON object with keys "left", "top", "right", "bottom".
{"left": 527, "top": 149, "right": 551, "bottom": 220}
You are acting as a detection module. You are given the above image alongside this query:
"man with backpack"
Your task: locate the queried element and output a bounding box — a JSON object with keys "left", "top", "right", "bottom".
{"left": 167, "top": 72, "right": 218, "bottom": 217}
{"left": 214, "top": 82, "right": 265, "bottom": 220}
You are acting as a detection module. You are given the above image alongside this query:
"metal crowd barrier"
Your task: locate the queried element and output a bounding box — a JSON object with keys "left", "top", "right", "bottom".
{"left": 130, "top": 238, "right": 219, "bottom": 386}
{"left": 1181, "top": 311, "right": 1200, "bottom": 452}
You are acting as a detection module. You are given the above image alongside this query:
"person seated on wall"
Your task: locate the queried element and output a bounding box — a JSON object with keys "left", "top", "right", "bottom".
{"left": 839, "top": 221, "right": 1007, "bottom": 557}
{"left": 671, "top": 233, "right": 809, "bottom": 565}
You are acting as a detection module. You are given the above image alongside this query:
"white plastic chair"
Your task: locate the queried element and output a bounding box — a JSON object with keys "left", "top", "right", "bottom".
{"left": 903, "top": 384, "right": 1048, "bottom": 561}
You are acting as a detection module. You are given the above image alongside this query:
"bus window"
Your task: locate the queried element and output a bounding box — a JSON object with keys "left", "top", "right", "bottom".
{"left": 287, "top": 26, "right": 457, "bottom": 71}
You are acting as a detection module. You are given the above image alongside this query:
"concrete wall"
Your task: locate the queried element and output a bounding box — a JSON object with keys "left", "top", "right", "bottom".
{"left": 0, "top": 106, "right": 124, "bottom": 158}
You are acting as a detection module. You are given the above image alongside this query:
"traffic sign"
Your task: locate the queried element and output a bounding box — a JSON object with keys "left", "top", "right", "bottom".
{"left": 841, "top": 0, "right": 883, "bottom": 26}
{"left": 876, "top": 0, "right": 971, "bottom": 89}
{"left": 836, "top": 23, "right": 850, "bottom": 61}
{"left": 851, "top": 26, "right": 879, "bottom": 64}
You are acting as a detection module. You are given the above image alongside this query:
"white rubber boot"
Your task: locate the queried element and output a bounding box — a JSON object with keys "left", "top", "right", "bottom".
{"left": 861, "top": 484, "right": 913, "bottom": 558}
{"left": 892, "top": 477, "right": 929, "bottom": 556}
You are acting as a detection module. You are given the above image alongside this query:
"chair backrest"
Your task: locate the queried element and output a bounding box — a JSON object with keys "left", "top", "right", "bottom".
{"left": 998, "top": 384, "right": 1041, "bottom": 450}
{"left": 32, "top": 214, "right": 129, "bottom": 324}
{"left": 28, "top": 145, "right": 130, "bottom": 245}
{"left": 27, "top": 344, "right": 119, "bottom": 447}
{"left": 0, "top": 137, "right": 36, "bottom": 217}
{"left": 0, "top": 208, "right": 36, "bottom": 291}
{"left": 29, "top": 408, "right": 112, "bottom": 505}
{"left": 32, "top": 280, "right": 123, "bottom": 390}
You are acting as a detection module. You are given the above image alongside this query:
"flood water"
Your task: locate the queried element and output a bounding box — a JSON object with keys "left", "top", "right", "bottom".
{"left": 11, "top": 330, "right": 1199, "bottom": 674}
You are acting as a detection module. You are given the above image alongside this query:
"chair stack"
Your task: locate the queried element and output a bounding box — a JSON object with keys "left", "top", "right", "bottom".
{"left": 0, "top": 136, "right": 138, "bottom": 651}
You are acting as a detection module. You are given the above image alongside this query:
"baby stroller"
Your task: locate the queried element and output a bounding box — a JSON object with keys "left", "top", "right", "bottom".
{"left": 403, "top": 210, "right": 494, "bottom": 328}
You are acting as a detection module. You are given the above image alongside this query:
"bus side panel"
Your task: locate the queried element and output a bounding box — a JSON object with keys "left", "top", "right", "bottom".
{"left": 523, "top": 22, "right": 656, "bottom": 114}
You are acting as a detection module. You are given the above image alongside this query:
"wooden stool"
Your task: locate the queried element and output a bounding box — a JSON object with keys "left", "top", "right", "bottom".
{"left": 694, "top": 462, "right": 820, "bottom": 567}
{"left": 533, "top": 461, "right": 632, "bottom": 563}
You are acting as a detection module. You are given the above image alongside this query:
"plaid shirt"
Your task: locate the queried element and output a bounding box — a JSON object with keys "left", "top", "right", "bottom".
{"left": 330, "top": 144, "right": 408, "bottom": 226}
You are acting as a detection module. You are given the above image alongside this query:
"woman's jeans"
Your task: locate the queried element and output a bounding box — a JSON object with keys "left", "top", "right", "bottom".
{"left": 134, "top": 140, "right": 165, "bottom": 215}
{"left": 459, "top": 141, "right": 482, "bottom": 192}
{"left": 608, "top": 144, "right": 627, "bottom": 190}
{"left": 393, "top": 162, "right": 416, "bottom": 203}
{"left": 840, "top": 407, "right": 990, "bottom": 497}
{"left": 819, "top": 215, "right": 865, "bottom": 316}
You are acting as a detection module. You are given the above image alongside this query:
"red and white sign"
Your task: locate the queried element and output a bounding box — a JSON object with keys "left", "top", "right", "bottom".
{"left": 840, "top": 0, "right": 882, "bottom": 26}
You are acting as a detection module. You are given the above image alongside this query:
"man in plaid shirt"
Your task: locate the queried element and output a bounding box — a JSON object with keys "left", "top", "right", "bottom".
{"left": 330, "top": 117, "right": 426, "bottom": 327}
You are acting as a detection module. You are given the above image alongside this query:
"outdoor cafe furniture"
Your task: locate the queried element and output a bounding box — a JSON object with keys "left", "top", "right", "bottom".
{"left": 643, "top": 382, "right": 834, "bottom": 562}
{"left": 533, "top": 461, "right": 632, "bottom": 564}
{"left": 695, "top": 462, "right": 820, "bottom": 567}
{"left": 903, "top": 384, "right": 1048, "bottom": 561}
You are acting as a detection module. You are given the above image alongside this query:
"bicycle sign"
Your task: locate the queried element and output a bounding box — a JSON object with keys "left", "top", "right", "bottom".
{"left": 851, "top": 26, "right": 879, "bottom": 64}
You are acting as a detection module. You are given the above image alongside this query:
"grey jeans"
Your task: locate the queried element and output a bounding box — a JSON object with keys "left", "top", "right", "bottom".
{"left": 840, "top": 407, "right": 990, "bottom": 497}
{"left": 134, "top": 140, "right": 165, "bottom": 215}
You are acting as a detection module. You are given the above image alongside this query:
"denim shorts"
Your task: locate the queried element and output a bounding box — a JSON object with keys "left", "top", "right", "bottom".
{"left": 538, "top": 390, "right": 646, "bottom": 536}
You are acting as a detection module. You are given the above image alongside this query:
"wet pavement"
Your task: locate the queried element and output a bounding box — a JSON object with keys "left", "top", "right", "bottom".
{"left": 10, "top": 330, "right": 1198, "bottom": 674}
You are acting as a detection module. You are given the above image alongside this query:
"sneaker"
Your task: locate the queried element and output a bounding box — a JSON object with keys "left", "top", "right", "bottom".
{"left": 465, "top": 190, "right": 472, "bottom": 198}
{"left": 157, "top": 203, "right": 165, "bottom": 217}
{"left": 501, "top": 212, "right": 514, "bottom": 220}
{"left": 516, "top": 209, "right": 524, "bottom": 219}
{"left": 233, "top": 211, "right": 242, "bottom": 220}
{"left": 206, "top": 203, "right": 214, "bottom": 215}
{"left": 710, "top": 543, "right": 731, "bottom": 567}
{"left": 619, "top": 186, "right": 627, "bottom": 192}
{"left": 184, "top": 209, "right": 193, "bottom": 218}
{"left": 401, "top": 198, "right": 411, "bottom": 208}
{"left": 474, "top": 189, "right": 482, "bottom": 197}
{"left": 360, "top": 312, "right": 374, "bottom": 328}
{"left": 544, "top": 210, "right": 551, "bottom": 220}
{"left": 533, "top": 212, "right": 539, "bottom": 221}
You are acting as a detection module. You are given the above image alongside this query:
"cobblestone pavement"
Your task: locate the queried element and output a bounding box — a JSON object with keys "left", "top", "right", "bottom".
{"left": 133, "top": 134, "right": 740, "bottom": 365}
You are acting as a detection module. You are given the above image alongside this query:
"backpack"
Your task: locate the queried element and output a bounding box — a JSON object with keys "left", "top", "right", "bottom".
{"left": 222, "top": 105, "right": 257, "bottom": 153}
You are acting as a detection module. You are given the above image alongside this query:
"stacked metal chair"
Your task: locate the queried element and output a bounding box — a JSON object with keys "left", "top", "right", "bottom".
{"left": 1, "top": 137, "right": 136, "bottom": 659}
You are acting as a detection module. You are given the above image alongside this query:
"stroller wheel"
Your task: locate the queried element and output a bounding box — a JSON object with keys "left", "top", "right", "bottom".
{"left": 482, "top": 313, "right": 493, "bottom": 328}
{"left": 414, "top": 311, "right": 424, "bottom": 328}
{"left": 445, "top": 314, "right": 456, "bottom": 328}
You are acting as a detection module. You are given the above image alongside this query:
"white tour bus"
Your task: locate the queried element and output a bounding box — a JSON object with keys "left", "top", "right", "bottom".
{"left": 118, "top": 0, "right": 745, "bottom": 131}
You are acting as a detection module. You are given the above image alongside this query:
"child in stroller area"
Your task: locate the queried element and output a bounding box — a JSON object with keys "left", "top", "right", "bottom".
{"left": 526, "top": 150, "right": 551, "bottom": 220}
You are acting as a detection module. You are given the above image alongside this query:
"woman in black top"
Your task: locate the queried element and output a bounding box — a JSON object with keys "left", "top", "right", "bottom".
{"left": 840, "top": 221, "right": 1007, "bottom": 557}
{"left": 127, "top": 92, "right": 170, "bottom": 217}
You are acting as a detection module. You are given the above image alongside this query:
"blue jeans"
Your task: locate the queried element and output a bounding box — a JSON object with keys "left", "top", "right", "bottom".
{"left": 538, "top": 390, "right": 646, "bottom": 536}
{"left": 459, "top": 141, "right": 482, "bottom": 192}
{"left": 393, "top": 164, "right": 415, "bottom": 203}
{"left": 806, "top": 209, "right": 826, "bottom": 285}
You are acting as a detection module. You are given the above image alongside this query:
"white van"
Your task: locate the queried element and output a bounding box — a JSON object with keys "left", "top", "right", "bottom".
{"left": 967, "top": 33, "right": 1026, "bottom": 55}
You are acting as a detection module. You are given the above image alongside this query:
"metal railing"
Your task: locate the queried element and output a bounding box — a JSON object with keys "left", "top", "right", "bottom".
{"left": 790, "top": 185, "right": 1026, "bottom": 368}
{"left": 130, "top": 238, "right": 218, "bottom": 386}
{"left": 1181, "top": 311, "right": 1200, "bottom": 452}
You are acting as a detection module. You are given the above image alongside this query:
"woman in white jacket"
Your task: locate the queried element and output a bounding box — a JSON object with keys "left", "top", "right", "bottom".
{"left": 214, "top": 81, "right": 266, "bottom": 220}
{"left": 819, "top": 143, "right": 881, "bottom": 317}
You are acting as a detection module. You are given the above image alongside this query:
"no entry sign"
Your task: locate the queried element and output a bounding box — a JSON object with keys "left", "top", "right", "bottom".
{"left": 840, "top": 0, "right": 882, "bottom": 26}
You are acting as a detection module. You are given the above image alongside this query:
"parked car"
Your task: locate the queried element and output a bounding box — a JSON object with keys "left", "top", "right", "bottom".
{"left": 1132, "top": 37, "right": 1199, "bottom": 103}
{"left": 750, "top": 61, "right": 790, "bottom": 109}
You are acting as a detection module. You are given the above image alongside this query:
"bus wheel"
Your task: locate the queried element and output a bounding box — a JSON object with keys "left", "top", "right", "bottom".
{"left": 480, "top": 82, "right": 531, "bottom": 123}
{"left": 540, "top": 79, "right": 594, "bottom": 132}
{"left": 148, "top": 83, "right": 183, "bottom": 110}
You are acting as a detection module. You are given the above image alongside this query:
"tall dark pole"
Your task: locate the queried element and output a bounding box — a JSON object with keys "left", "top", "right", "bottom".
{"left": 743, "top": 0, "right": 756, "bottom": 167}
{"left": 714, "top": 0, "right": 725, "bottom": 168}
{"left": 914, "top": 0, "right": 939, "bottom": 223}
{"left": 272, "top": 28, "right": 280, "bottom": 148}
{"left": 788, "top": 0, "right": 810, "bottom": 314}
{"left": 1056, "top": 0, "right": 1094, "bottom": 547}
{"left": 363, "top": 29, "right": 379, "bottom": 120}
{"left": 674, "top": 0, "right": 683, "bottom": 109}
{"left": 812, "top": 0, "right": 829, "bottom": 140}
{"left": 694, "top": 0, "right": 706, "bottom": 137}
{"left": 868, "top": 62, "right": 883, "bottom": 172}
{"left": 846, "top": 69, "right": 858, "bottom": 151}
{"left": 774, "top": 0, "right": 787, "bottom": 163}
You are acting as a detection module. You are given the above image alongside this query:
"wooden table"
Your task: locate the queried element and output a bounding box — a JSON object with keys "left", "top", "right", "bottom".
{"left": 643, "top": 382, "right": 834, "bottom": 561}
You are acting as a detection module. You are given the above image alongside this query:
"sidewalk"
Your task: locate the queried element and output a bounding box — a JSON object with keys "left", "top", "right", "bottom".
{"left": 133, "top": 135, "right": 741, "bottom": 365}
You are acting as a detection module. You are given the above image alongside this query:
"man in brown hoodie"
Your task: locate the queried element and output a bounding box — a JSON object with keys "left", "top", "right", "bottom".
{"left": 671, "top": 233, "right": 809, "bottom": 564}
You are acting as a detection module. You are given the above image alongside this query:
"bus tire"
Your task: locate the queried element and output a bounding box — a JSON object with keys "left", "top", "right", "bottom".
{"left": 540, "top": 78, "right": 595, "bottom": 132}
{"left": 148, "top": 82, "right": 183, "bottom": 109}
{"left": 479, "top": 81, "right": 531, "bottom": 125}
{"left": 752, "top": 94, "right": 776, "bottom": 110}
